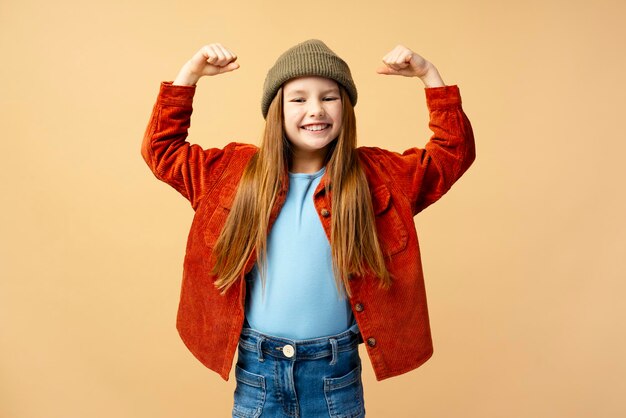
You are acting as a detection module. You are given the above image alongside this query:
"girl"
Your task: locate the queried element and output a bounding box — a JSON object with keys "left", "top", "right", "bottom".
{"left": 142, "top": 39, "right": 475, "bottom": 417}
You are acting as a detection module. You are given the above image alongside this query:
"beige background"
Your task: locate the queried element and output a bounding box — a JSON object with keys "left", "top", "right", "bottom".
{"left": 1, "top": 0, "right": 625, "bottom": 417}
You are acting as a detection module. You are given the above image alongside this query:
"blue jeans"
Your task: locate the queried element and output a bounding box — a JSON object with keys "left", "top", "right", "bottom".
{"left": 232, "top": 321, "right": 365, "bottom": 418}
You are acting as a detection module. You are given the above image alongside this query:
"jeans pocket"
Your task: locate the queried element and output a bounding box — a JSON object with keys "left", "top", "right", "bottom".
{"left": 323, "top": 364, "right": 365, "bottom": 418}
{"left": 232, "top": 365, "right": 266, "bottom": 418}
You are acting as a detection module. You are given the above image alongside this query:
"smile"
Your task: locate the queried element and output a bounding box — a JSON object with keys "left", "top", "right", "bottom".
{"left": 301, "top": 124, "right": 331, "bottom": 131}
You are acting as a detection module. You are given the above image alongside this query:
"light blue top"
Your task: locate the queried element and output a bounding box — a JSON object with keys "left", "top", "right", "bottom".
{"left": 244, "top": 166, "right": 359, "bottom": 340}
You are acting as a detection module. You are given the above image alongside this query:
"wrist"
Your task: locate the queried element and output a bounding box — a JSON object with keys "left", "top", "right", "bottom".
{"left": 173, "top": 62, "right": 201, "bottom": 86}
{"left": 419, "top": 62, "right": 445, "bottom": 88}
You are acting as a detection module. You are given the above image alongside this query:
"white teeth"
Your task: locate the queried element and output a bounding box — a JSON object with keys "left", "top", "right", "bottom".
{"left": 303, "top": 124, "right": 329, "bottom": 131}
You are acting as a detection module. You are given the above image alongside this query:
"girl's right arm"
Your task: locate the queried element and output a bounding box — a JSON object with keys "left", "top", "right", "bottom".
{"left": 141, "top": 44, "right": 241, "bottom": 209}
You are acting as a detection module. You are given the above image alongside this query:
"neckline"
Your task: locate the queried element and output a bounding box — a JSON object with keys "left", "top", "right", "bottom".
{"left": 288, "top": 165, "right": 326, "bottom": 179}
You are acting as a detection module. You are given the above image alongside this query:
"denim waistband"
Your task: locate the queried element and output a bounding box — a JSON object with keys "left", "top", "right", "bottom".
{"left": 239, "top": 321, "right": 361, "bottom": 363}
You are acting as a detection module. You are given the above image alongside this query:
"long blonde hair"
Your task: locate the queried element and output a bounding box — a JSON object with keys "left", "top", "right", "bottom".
{"left": 212, "top": 86, "right": 391, "bottom": 297}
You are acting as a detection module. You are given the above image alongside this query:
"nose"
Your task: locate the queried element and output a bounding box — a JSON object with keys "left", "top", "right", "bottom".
{"left": 308, "top": 100, "right": 325, "bottom": 117}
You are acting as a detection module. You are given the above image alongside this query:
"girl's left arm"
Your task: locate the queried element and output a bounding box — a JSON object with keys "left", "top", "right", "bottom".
{"left": 375, "top": 45, "right": 476, "bottom": 214}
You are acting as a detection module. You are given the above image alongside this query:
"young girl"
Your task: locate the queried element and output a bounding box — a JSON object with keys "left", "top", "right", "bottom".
{"left": 142, "top": 39, "right": 475, "bottom": 417}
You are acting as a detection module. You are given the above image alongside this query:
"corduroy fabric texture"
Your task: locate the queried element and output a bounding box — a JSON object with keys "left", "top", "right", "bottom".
{"left": 261, "top": 39, "right": 358, "bottom": 119}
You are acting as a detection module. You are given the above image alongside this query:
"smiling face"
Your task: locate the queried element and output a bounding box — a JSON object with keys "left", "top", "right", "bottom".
{"left": 282, "top": 76, "right": 343, "bottom": 172}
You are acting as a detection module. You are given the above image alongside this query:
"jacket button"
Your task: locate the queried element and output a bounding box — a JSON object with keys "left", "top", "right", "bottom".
{"left": 321, "top": 208, "right": 330, "bottom": 217}
{"left": 367, "top": 337, "right": 377, "bottom": 347}
{"left": 355, "top": 303, "right": 364, "bottom": 312}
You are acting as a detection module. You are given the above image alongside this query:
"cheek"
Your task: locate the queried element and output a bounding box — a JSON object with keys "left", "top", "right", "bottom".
{"left": 283, "top": 112, "right": 300, "bottom": 130}
{"left": 282, "top": 113, "right": 297, "bottom": 141}
{"left": 332, "top": 110, "right": 343, "bottom": 131}
{"left": 331, "top": 105, "right": 343, "bottom": 124}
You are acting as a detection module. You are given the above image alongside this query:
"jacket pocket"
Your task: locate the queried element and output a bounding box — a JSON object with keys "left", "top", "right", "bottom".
{"left": 371, "top": 184, "right": 408, "bottom": 257}
{"left": 202, "top": 183, "right": 238, "bottom": 248}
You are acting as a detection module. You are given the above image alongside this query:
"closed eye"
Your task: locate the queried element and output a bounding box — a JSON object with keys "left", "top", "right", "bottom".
{"left": 289, "top": 97, "right": 339, "bottom": 103}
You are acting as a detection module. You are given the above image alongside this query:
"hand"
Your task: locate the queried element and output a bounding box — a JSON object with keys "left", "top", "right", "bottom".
{"left": 173, "top": 43, "right": 240, "bottom": 86}
{"left": 376, "top": 45, "right": 445, "bottom": 87}
{"left": 376, "top": 45, "right": 430, "bottom": 78}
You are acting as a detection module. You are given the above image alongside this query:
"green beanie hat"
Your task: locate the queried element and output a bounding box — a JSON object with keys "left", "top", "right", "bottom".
{"left": 261, "top": 39, "right": 357, "bottom": 119}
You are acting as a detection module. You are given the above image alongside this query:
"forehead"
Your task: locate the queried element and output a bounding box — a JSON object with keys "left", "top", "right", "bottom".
{"left": 283, "top": 76, "right": 340, "bottom": 95}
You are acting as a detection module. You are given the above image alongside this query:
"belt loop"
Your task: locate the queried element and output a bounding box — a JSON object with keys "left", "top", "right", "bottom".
{"left": 329, "top": 338, "right": 338, "bottom": 366}
{"left": 257, "top": 336, "right": 265, "bottom": 362}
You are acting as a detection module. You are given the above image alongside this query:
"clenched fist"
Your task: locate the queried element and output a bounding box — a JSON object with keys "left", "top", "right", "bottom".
{"left": 376, "top": 45, "right": 444, "bottom": 87}
{"left": 174, "top": 43, "right": 240, "bottom": 86}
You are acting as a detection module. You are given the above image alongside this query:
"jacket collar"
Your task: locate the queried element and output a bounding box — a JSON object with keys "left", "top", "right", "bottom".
{"left": 314, "top": 170, "right": 331, "bottom": 197}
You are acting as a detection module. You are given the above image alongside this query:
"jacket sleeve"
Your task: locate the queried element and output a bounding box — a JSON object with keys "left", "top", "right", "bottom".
{"left": 141, "top": 81, "right": 237, "bottom": 210}
{"left": 370, "top": 85, "right": 475, "bottom": 215}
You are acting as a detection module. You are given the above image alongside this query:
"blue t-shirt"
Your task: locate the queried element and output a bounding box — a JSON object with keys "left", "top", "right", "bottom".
{"left": 244, "top": 166, "right": 358, "bottom": 340}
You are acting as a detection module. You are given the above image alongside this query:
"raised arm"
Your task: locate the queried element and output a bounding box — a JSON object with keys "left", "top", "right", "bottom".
{"left": 141, "top": 43, "right": 242, "bottom": 209}
{"left": 373, "top": 45, "right": 475, "bottom": 214}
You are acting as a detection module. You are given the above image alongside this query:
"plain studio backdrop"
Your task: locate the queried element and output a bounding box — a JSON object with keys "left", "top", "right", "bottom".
{"left": 1, "top": 0, "right": 625, "bottom": 417}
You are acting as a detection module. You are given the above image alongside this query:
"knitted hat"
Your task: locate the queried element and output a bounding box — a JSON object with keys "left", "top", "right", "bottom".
{"left": 261, "top": 39, "right": 357, "bottom": 119}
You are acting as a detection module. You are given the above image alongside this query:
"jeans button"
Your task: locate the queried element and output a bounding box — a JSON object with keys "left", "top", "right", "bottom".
{"left": 282, "top": 344, "right": 295, "bottom": 358}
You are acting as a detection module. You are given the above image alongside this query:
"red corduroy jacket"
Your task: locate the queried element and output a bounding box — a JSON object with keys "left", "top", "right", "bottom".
{"left": 141, "top": 81, "right": 475, "bottom": 381}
